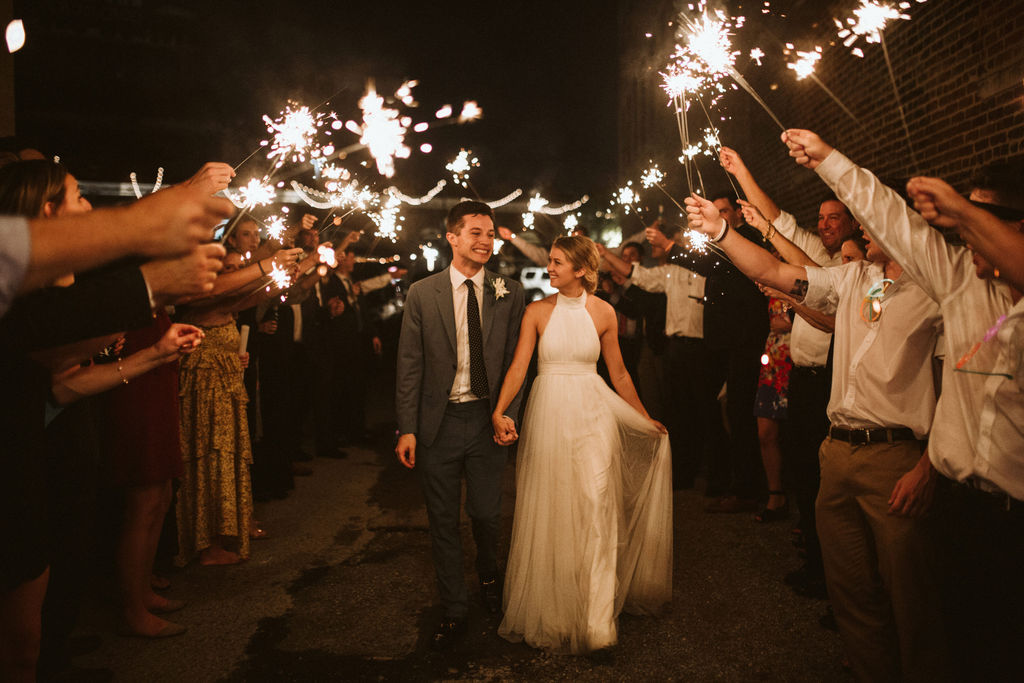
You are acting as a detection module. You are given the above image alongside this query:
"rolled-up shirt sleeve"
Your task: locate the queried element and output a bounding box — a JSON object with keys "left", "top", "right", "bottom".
{"left": 628, "top": 264, "right": 668, "bottom": 293}
{"left": 0, "top": 217, "right": 31, "bottom": 317}
{"left": 803, "top": 265, "right": 840, "bottom": 316}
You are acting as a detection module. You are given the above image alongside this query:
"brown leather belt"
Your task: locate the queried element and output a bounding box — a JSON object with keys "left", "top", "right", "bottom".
{"left": 828, "top": 425, "right": 917, "bottom": 445}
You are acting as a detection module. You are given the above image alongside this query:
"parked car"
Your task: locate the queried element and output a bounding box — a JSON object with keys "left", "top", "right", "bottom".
{"left": 519, "top": 266, "right": 557, "bottom": 302}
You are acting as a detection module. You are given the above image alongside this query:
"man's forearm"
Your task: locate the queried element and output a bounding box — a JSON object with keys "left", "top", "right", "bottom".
{"left": 733, "top": 167, "right": 781, "bottom": 221}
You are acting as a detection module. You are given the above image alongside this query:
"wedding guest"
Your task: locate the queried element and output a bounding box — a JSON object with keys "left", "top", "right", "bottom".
{"left": 686, "top": 182, "right": 948, "bottom": 681}
{"left": 598, "top": 223, "right": 709, "bottom": 491}
{"left": 783, "top": 129, "right": 1023, "bottom": 679}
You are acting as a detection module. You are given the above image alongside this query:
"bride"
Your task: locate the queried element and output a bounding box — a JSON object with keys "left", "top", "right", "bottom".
{"left": 491, "top": 235, "right": 673, "bottom": 654}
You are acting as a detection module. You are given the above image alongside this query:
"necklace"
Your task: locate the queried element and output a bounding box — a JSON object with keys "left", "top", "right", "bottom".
{"left": 860, "top": 278, "right": 894, "bottom": 323}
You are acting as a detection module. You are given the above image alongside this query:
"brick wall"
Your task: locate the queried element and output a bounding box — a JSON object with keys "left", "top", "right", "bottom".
{"left": 619, "top": 0, "right": 1024, "bottom": 228}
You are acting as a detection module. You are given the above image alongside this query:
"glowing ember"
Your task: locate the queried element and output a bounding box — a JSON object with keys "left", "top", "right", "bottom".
{"left": 352, "top": 82, "right": 411, "bottom": 177}
{"left": 237, "top": 178, "right": 276, "bottom": 208}
{"left": 749, "top": 47, "right": 765, "bottom": 66}
{"left": 787, "top": 47, "right": 822, "bottom": 80}
{"left": 445, "top": 149, "right": 479, "bottom": 188}
{"left": 264, "top": 216, "right": 288, "bottom": 242}
{"left": 317, "top": 243, "right": 338, "bottom": 268}
{"left": 641, "top": 166, "right": 665, "bottom": 189}
{"left": 262, "top": 103, "right": 325, "bottom": 167}
{"left": 458, "top": 101, "right": 482, "bottom": 123}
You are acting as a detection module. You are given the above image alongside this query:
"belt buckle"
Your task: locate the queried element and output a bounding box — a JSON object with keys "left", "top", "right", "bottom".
{"left": 851, "top": 429, "right": 868, "bottom": 446}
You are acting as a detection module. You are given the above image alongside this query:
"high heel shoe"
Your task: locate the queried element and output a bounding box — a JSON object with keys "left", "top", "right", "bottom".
{"left": 754, "top": 490, "right": 789, "bottom": 523}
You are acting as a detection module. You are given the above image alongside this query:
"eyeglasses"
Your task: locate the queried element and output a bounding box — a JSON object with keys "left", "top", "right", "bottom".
{"left": 954, "top": 314, "right": 1013, "bottom": 380}
{"left": 859, "top": 278, "right": 893, "bottom": 324}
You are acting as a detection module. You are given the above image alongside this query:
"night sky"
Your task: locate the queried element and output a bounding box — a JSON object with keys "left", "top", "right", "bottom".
{"left": 12, "top": 0, "right": 619, "bottom": 203}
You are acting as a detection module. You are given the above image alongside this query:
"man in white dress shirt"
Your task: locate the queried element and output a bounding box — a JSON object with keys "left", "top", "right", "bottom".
{"left": 783, "top": 129, "right": 1023, "bottom": 680}
{"left": 685, "top": 190, "right": 947, "bottom": 682}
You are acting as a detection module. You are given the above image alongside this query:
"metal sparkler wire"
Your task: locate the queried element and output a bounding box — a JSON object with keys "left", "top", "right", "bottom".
{"left": 879, "top": 33, "right": 921, "bottom": 174}
{"left": 696, "top": 95, "right": 742, "bottom": 200}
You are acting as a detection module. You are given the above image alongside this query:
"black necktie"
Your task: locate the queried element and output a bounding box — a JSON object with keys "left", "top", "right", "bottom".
{"left": 465, "top": 279, "right": 489, "bottom": 398}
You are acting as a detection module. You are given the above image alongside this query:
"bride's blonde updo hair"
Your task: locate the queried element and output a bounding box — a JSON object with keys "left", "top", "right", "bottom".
{"left": 551, "top": 235, "right": 600, "bottom": 294}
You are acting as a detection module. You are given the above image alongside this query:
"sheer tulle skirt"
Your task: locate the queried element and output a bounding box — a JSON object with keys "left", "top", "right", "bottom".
{"left": 498, "top": 370, "right": 672, "bottom": 653}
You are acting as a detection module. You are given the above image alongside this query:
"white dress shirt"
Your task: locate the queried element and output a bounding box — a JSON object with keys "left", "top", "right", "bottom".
{"left": 629, "top": 259, "right": 705, "bottom": 338}
{"left": 815, "top": 149, "right": 1022, "bottom": 498}
{"left": 804, "top": 260, "right": 942, "bottom": 439}
{"left": 448, "top": 265, "right": 486, "bottom": 402}
{"left": 0, "top": 217, "right": 30, "bottom": 317}
{"left": 774, "top": 210, "right": 839, "bottom": 367}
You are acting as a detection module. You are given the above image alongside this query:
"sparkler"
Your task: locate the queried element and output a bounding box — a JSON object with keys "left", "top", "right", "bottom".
{"left": 613, "top": 183, "right": 638, "bottom": 214}
{"left": 458, "top": 101, "right": 483, "bottom": 123}
{"left": 421, "top": 245, "right": 439, "bottom": 271}
{"left": 446, "top": 149, "right": 480, "bottom": 196}
{"left": 368, "top": 192, "right": 404, "bottom": 242}
{"left": 263, "top": 215, "right": 288, "bottom": 242}
{"left": 233, "top": 178, "right": 277, "bottom": 208}
{"left": 521, "top": 212, "right": 535, "bottom": 230}
{"left": 267, "top": 262, "right": 292, "bottom": 290}
{"left": 527, "top": 193, "right": 549, "bottom": 214}
{"left": 317, "top": 243, "right": 338, "bottom": 268}
{"left": 685, "top": 229, "right": 712, "bottom": 255}
{"left": 784, "top": 44, "right": 866, "bottom": 130}
{"left": 563, "top": 214, "right": 579, "bottom": 234}
{"left": 262, "top": 103, "right": 327, "bottom": 168}
{"left": 347, "top": 82, "right": 411, "bottom": 178}
{"left": 640, "top": 164, "right": 688, "bottom": 214}
{"left": 835, "top": 0, "right": 927, "bottom": 171}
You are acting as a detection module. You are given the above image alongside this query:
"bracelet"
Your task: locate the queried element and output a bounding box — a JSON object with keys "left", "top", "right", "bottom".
{"left": 116, "top": 360, "right": 129, "bottom": 385}
{"left": 710, "top": 221, "right": 730, "bottom": 243}
{"left": 258, "top": 260, "right": 267, "bottom": 275}
{"left": 765, "top": 222, "right": 777, "bottom": 241}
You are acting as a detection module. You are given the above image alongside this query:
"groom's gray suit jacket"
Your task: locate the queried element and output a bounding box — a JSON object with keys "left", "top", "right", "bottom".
{"left": 396, "top": 267, "right": 526, "bottom": 448}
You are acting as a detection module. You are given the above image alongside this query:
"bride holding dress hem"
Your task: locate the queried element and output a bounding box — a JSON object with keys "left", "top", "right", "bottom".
{"left": 491, "top": 235, "right": 673, "bottom": 654}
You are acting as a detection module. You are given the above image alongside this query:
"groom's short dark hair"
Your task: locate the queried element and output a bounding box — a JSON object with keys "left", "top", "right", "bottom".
{"left": 446, "top": 200, "right": 494, "bottom": 234}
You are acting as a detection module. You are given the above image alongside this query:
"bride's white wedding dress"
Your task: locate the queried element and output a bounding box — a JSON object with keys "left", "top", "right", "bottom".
{"left": 498, "top": 291, "right": 672, "bottom": 654}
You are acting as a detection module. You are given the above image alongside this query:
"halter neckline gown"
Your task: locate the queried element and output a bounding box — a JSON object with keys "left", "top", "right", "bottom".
{"left": 498, "top": 291, "right": 672, "bottom": 654}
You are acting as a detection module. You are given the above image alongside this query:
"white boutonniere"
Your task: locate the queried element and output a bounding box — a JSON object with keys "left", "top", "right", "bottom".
{"left": 491, "top": 277, "right": 509, "bottom": 300}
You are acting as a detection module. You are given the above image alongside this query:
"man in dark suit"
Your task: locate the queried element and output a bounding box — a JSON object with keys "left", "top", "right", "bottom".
{"left": 395, "top": 201, "right": 525, "bottom": 648}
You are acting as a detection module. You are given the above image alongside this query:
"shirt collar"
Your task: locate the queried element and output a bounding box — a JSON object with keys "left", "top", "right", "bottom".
{"left": 450, "top": 264, "right": 486, "bottom": 290}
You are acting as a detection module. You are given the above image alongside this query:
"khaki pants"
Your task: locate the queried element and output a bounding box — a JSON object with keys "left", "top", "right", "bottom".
{"left": 816, "top": 437, "right": 948, "bottom": 682}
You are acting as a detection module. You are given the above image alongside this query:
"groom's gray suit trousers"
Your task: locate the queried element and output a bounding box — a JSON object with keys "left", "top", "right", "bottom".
{"left": 417, "top": 398, "right": 506, "bottom": 620}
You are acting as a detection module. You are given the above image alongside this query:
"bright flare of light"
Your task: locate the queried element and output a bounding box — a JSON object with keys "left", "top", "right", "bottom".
{"left": 522, "top": 212, "right": 535, "bottom": 229}
{"left": 445, "top": 149, "right": 479, "bottom": 188}
{"left": 492, "top": 239, "right": 504, "bottom": 255}
{"left": 421, "top": 245, "right": 439, "bottom": 271}
{"left": 563, "top": 214, "right": 579, "bottom": 234}
{"left": 527, "top": 194, "right": 549, "bottom": 214}
{"left": 354, "top": 83, "right": 411, "bottom": 178}
{"left": 685, "top": 229, "right": 711, "bottom": 254}
{"left": 237, "top": 178, "right": 277, "bottom": 208}
{"left": 749, "top": 47, "right": 765, "bottom": 66}
{"left": 835, "top": 0, "right": 923, "bottom": 55}
{"left": 787, "top": 47, "right": 823, "bottom": 80}
{"left": 317, "top": 243, "right": 338, "bottom": 268}
{"left": 641, "top": 166, "right": 665, "bottom": 188}
{"left": 458, "top": 101, "right": 482, "bottom": 123}
{"left": 614, "top": 183, "right": 638, "bottom": 214}
{"left": 420, "top": 143, "right": 433, "bottom": 153}
{"left": 435, "top": 104, "right": 453, "bottom": 119}
{"left": 368, "top": 192, "right": 404, "bottom": 242}
{"left": 262, "top": 103, "right": 324, "bottom": 167}
{"left": 264, "top": 216, "right": 288, "bottom": 242}
{"left": 268, "top": 263, "right": 292, "bottom": 290}
{"left": 6, "top": 20, "right": 25, "bottom": 53}
{"left": 660, "top": 62, "right": 704, "bottom": 99}
{"left": 321, "top": 163, "right": 350, "bottom": 181}
{"left": 685, "top": 11, "right": 738, "bottom": 79}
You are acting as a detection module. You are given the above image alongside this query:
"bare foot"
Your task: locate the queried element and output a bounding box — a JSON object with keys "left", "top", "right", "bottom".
{"left": 199, "top": 546, "right": 242, "bottom": 566}
{"left": 120, "top": 610, "right": 184, "bottom": 638}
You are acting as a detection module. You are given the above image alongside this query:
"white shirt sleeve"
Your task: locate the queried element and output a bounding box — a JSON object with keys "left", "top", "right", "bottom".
{"left": 815, "top": 149, "right": 968, "bottom": 304}
{"left": 774, "top": 210, "right": 831, "bottom": 265}
{"left": 803, "top": 265, "right": 840, "bottom": 316}
{"left": 0, "top": 217, "right": 31, "bottom": 317}
{"left": 628, "top": 263, "right": 669, "bottom": 293}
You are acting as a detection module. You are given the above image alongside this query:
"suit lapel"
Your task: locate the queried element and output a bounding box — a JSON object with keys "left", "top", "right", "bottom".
{"left": 434, "top": 269, "right": 457, "bottom": 353}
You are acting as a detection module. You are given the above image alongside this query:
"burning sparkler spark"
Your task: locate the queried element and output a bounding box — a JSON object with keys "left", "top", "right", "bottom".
{"left": 614, "top": 183, "right": 638, "bottom": 214}
{"left": 317, "top": 243, "right": 338, "bottom": 268}
{"left": 264, "top": 216, "right": 288, "bottom": 242}
{"left": 787, "top": 47, "right": 823, "bottom": 80}
{"left": 835, "top": 0, "right": 925, "bottom": 56}
{"left": 351, "top": 82, "right": 411, "bottom": 178}
{"left": 268, "top": 262, "right": 292, "bottom": 290}
{"left": 236, "top": 178, "right": 276, "bottom": 208}
{"left": 458, "top": 101, "right": 482, "bottom": 123}
{"left": 445, "top": 149, "right": 479, "bottom": 188}
{"left": 685, "top": 229, "right": 711, "bottom": 254}
{"left": 262, "top": 103, "right": 325, "bottom": 167}
{"left": 749, "top": 47, "right": 765, "bottom": 66}
{"left": 563, "top": 214, "right": 579, "bottom": 234}
{"left": 641, "top": 166, "right": 665, "bottom": 189}
{"left": 522, "top": 212, "right": 535, "bottom": 230}
{"left": 368, "top": 192, "right": 404, "bottom": 241}
{"left": 527, "top": 194, "right": 549, "bottom": 214}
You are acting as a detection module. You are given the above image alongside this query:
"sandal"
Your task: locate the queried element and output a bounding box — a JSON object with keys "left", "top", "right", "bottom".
{"left": 755, "top": 491, "right": 789, "bottom": 523}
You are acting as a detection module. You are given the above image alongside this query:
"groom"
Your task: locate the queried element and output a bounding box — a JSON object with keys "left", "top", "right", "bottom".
{"left": 395, "top": 200, "right": 526, "bottom": 648}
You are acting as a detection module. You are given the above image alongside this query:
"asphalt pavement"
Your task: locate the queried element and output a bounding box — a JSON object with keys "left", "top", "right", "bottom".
{"left": 73, "top": 393, "right": 848, "bottom": 682}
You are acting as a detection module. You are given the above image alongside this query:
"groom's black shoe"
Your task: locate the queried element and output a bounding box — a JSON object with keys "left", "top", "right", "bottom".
{"left": 430, "top": 618, "right": 467, "bottom": 650}
{"left": 479, "top": 576, "right": 502, "bottom": 615}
